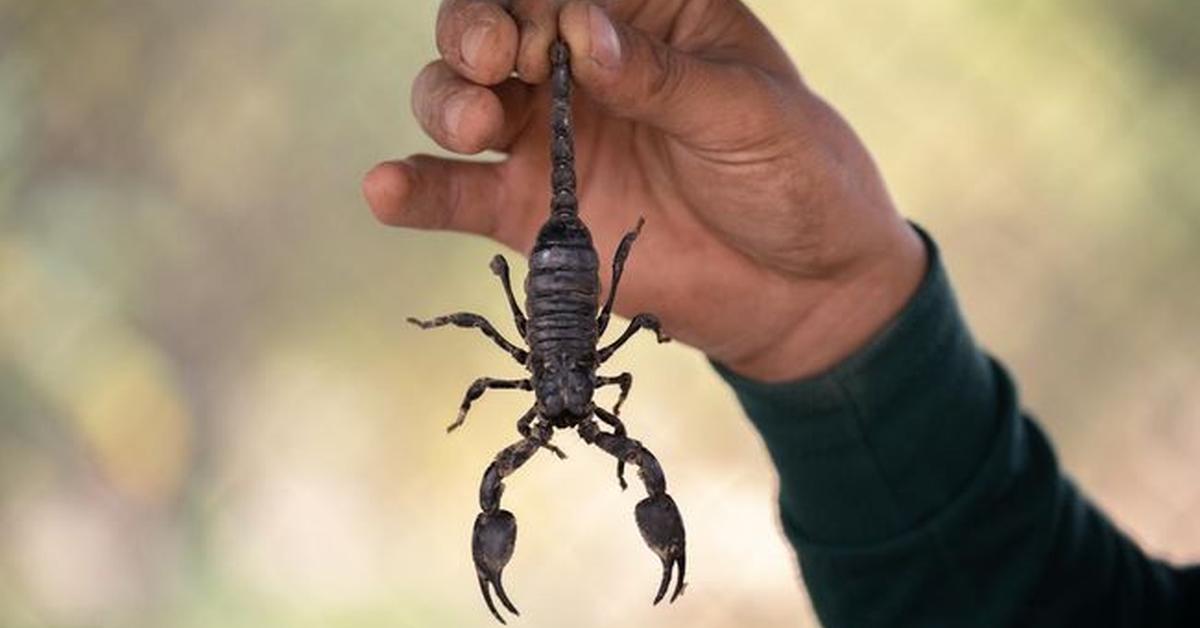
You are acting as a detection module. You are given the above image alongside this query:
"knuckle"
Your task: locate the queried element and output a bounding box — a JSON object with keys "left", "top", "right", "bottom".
{"left": 644, "top": 44, "right": 676, "bottom": 96}
{"left": 441, "top": 163, "right": 489, "bottom": 233}
{"left": 515, "top": 19, "right": 554, "bottom": 81}
{"left": 434, "top": 0, "right": 465, "bottom": 58}
{"left": 645, "top": 43, "right": 688, "bottom": 104}
{"left": 413, "top": 64, "right": 503, "bottom": 153}
{"left": 405, "top": 155, "right": 456, "bottom": 230}
{"left": 411, "top": 62, "right": 453, "bottom": 131}
{"left": 600, "top": 40, "right": 696, "bottom": 123}
{"left": 437, "top": 0, "right": 516, "bottom": 76}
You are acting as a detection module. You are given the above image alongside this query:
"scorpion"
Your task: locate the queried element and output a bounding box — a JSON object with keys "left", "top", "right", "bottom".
{"left": 407, "top": 39, "right": 687, "bottom": 623}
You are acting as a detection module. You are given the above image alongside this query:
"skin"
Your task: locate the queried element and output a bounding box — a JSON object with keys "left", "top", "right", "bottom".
{"left": 363, "top": 0, "right": 927, "bottom": 382}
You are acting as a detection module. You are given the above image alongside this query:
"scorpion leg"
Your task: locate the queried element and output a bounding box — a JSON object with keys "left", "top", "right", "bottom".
{"left": 594, "top": 406, "right": 630, "bottom": 490}
{"left": 578, "top": 416, "right": 687, "bottom": 605}
{"left": 407, "top": 312, "right": 529, "bottom": 365}
{"left": 490, "top": 255, "right": 528, "bottom": 338}
{"left": 517, "top": 407, "right": 566, "bottom": 459}
{"left": 597, "top": 217, "right": 645, "bottom": 336}
{"left": 598, "top": 313, "right": 670, "bottom": 363}
{"left": 596, "top": 372, "right": 633, "bottom": 416}
{"left": 447, "top": 378, "right": 532, "bottom": 433}
{"left": 474, "top": 425, "right": 553, "bottom": 624}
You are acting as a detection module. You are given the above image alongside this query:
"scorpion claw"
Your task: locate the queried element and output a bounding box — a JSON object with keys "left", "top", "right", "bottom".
{"left": 478, "top": 576, "right": 506, "bottom": 624}
{"left": 492, "top": 575, "right": 519, "bottom": 616}
{"left": 635, "top": 494, "right": 687, "bottom": 605}
{"left": 473, "top": 510, "right": 520, "bottom": 623}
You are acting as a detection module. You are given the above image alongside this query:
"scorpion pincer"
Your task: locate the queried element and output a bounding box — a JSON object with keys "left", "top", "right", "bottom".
{"left": 407, "top": 40, "right": 687, "bottom": 623}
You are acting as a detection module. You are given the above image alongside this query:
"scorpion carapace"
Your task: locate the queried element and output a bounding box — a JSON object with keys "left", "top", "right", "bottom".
{"left": 407, "top": 39, "right": 687, "bottom": 623}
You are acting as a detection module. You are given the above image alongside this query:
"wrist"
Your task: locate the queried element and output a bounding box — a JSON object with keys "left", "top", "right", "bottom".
{"left": 719, "top": 220, "right": 927, "bottom": 382}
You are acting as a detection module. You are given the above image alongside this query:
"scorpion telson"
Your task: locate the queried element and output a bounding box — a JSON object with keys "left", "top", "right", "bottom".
{"left": 407, "top": 39, "right": 687, "bottom": 623}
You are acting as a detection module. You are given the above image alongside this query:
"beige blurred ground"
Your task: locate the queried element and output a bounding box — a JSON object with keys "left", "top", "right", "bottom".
{"left": 1, "top": 1, "right": 1198, "bottom": 627}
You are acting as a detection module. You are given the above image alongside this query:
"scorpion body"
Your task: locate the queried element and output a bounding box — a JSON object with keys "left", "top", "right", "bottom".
{"left": 407, "top": 40, "right": 687, "bottom": 623}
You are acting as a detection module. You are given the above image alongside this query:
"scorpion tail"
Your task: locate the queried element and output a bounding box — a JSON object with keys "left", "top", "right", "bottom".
{"left": 549, "top": 39, "right": 578, "bottom": 219}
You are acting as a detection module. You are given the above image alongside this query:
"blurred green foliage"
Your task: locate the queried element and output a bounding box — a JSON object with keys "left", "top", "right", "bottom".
{"left": 1, "top": 1, "right": 1198, "bottom": 627}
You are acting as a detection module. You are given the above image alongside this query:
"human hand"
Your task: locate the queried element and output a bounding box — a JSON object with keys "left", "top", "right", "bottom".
{"left": 363, "top": 0, "right": 926, "bottom": 381}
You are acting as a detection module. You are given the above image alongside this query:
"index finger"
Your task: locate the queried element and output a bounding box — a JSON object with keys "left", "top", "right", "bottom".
{"left": 436, "top": 0, "right": 520, "bottom": 86}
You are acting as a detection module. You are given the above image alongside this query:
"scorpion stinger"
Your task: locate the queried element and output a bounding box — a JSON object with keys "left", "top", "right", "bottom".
{"left": 407, "top": 38, "right": 685, "bottom": 623}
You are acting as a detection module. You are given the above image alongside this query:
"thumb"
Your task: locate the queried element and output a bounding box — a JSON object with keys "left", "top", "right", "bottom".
{"left": 558, "top": 1, "right": 774, "bottom": 146}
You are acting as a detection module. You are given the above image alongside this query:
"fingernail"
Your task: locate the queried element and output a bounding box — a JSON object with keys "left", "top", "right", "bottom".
{"left": 588, "top": 4, "right": 621, "bottom": 69}
{"left": 461, "top": 22, "right": 490, "bottom": 70}
{"left": 444, "top": 92, "right": 470, "bottom": 138}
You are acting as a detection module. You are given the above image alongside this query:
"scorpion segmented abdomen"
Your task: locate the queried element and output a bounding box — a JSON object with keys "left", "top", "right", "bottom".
{"left": 525, "top": 221, "right": 600, "bottom": 353}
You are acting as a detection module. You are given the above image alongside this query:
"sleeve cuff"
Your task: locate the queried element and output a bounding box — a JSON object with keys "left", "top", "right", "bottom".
{"left": 711, "top": 224, "right": 1003, "bottom": 545}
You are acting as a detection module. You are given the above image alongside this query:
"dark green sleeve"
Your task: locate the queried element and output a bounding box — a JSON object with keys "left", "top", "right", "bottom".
{"left": 711, "top": 226, "right": 1199, "bottom": 627}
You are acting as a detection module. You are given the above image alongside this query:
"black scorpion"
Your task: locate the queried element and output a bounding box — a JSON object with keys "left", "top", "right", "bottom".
{"left": 407, "top": 40, "right": 687, "bottom": 623}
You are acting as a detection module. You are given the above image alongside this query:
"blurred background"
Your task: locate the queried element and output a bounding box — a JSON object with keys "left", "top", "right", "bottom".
{"left": 1, "top": 0, "right": 1198, "bottom": 626}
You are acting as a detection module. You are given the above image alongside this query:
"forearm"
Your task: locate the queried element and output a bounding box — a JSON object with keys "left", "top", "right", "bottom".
{"left": 714, "top": 225, "right": 1000, "bottom": 549}
{"left": 713, "top": 226, "right": 1196, "bottom": 627}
